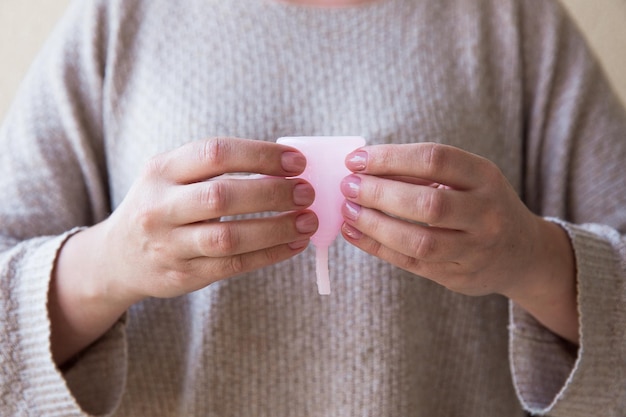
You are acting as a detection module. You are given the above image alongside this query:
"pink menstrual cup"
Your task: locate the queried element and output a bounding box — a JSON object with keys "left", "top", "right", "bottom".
{"left": 277, "top": 136, "right": 366, "bottom": 295}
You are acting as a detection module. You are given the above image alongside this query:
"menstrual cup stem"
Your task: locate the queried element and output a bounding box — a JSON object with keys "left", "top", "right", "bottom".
{"left": 315, "top": 246, "right": 331, "bottom": 295}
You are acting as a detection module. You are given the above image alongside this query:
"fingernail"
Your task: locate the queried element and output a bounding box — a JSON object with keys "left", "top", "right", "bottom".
{"left": 295, "top": 212, "right": 318, "bottom": 234}
{"left": 288, "top": 239, "right": 310, "bottom": 250}
{"left": 342, "top": 200, "right": 361, "bottom": 221}
{"left": 282, "top": 151, "right": 306, "bottom": 174}
{"left": 342, "top": 223, "right": 363, "bottom": 240}
{"left": 293, "top": 183, "right": 314, "bottom": 206}
{"left": 346, "top": 151, "right": 367, "bottom": 171}
{"left": 341, "top": 175, "right": 361, "bottom": 199}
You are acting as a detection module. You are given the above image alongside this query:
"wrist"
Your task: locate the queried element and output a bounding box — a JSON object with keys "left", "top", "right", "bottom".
{"left": 501, "top": 217, "right": 579, "bottom": 344}
{"left": 50, "top": 222, "right": 139, "bottom": 365}
{"left": 59, "top": 222, "right": 139, "bottom": 310}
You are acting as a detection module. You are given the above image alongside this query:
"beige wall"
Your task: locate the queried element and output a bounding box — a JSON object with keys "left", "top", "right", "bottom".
{"left": 0, "top": 0, "right": 71, "bottom": 119}
{"left": 564, "top": 0, "right": 626, "bottom": 105}
{"left": 1, "top": 0, "right": 625, "bottom": 121}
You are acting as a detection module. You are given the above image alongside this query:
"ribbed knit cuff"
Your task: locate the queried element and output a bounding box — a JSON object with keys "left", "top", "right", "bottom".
{"left": 14, "top": 229, "right": 127, "bottom": 416}
{"left": 509, "top": 219, "right": 625, "bottom": 416}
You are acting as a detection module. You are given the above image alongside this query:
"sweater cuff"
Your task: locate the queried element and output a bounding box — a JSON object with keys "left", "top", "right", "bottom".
{"left": 16, "top": 229, "right": 127, "bottom": 416}
{"left": 509, "top": 219, "right": 625, "bottom": 416}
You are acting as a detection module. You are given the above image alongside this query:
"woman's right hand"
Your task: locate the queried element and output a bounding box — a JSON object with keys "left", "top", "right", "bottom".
{"left": 101, "top": 137, "right": 317, "bottom": 301}
{"left": 50, "top": 137, "right": 317, "bottom": 365}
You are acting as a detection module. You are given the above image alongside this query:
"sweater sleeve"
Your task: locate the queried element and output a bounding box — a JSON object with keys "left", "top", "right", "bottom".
{"left": 509, "top": 0, "right": 626, "bottom": 415}
{"left": 0, "top": 1, "right": 127, "bottom": 415}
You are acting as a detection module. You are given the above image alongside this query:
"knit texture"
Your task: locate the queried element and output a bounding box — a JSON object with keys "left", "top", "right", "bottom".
{"left": 1, "top": 0, "right": 626, "bottom": 415}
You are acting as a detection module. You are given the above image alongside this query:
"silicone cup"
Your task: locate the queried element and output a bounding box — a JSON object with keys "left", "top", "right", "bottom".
{"left": 277, "top": 136, "right": 366, "bottom": 295}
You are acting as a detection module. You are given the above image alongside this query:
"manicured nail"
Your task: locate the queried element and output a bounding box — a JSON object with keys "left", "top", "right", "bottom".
{"left": 288, "top": 239, "right": 310, "bottom": 250}
{"left": 282, "top": 151, "right": 306, "bottom": 174}
{"left": 342, "top": 223, "right": 363, "bottom": 240}
{"left": 295, "top": 212, "right": 318, "bottom": 234}
{"left": 342, "top": 200, "right": 361, "bottom": 221}
{"left": 341, "top": 175, "right": 361, "bottom": 199}
{"left": 293, "top": 183, "right": 314, "bottom": 206}
{"left": 346, "top": 151, "right": 367, "bottom": 171}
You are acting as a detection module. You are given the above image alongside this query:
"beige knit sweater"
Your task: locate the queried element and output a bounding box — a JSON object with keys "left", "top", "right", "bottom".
{"left": 1, "top": 0, "right": 626, "bottom": 415}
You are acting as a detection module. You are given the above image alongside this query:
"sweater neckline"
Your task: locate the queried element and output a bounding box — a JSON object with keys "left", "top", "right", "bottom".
{"left": 232, "top": 0, "right": 411, "bottom": 32}
{"left": 239, "top": 0, "right": 407, "bottom": 16}
{"left": 266, "top": 0, "right": 399, "bottom": 10}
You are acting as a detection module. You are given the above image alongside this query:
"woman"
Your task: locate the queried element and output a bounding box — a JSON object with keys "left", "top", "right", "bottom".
{"left": 1, "top": 0, "right": 625, "bottom": 415}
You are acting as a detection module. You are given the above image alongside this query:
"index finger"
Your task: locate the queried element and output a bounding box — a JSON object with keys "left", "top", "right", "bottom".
{"left": 149, "top": 137, "right": 307, "bottom": 184}
{"left": 345, "top": 142, "right": 492, "bottom": 190}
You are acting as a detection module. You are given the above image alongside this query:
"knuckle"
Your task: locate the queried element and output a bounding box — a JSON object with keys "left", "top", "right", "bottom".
{"left": 400, "top": 255, "right": 421, "bottom": 272}
{"left": 364, "top": 212, "right": 384, "bottom": 237}
{"left": 203, "top": 137, "right": 230, "bottom": 168}
{"left": 202, "top": 181, "right": 229, "bottom": 213}
{"left": 411, "top": 233, "right": 437, "bottom": 259}
{"left": 481, "top": 158, "right": 502, "bottom": 181}
{"left": 374, "top": 147, "right": 394, "bottom": 171}
{"left": 208, "top": 224, "right": 239, "bottom": 255}
{"left": 144, "top": 153, "right": 169, "bottom": 179}
{"left": 367, "top": 238, "right": 385, "bottom": 259}
{"left": 370, "top": 180, "right": 387, "bottom": 203}
{"left": 264, "top": 181, "right": 283, "bottom": 207}
{"left": 476, "top": 156, "right": 508, "bottom": 192}
{"left": 263, "top": 247, "right": 284, "bottom": 265}
{"left": 134, "top": 203, "right": 160, "bottom": 232}
{"left": 421, "top": 191, "right": 448, "bottom": 225}
{"left": 423, "top": 143, "right": 448, "bottom": 176}
{"left": 226, "top": 254, "right": 246, "bottom": 275}
{"left": 163, "top": 264, "right": 193, "bottom": 291}
{"left": 223, "top": 247, "right": 284, "bottom": 278}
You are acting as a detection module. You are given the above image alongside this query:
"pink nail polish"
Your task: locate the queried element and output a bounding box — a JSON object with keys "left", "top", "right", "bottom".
{"left": 341, "top": 175, "right": 361, "bottom": 199}
{"left": 342, "top": 200, "right": 361, "bottom": 221}
{"left": 346, "top": 151, "right": 367, "bottom": 171}
{"left": 343, "top": 223, "right": 363, "bottom": 239}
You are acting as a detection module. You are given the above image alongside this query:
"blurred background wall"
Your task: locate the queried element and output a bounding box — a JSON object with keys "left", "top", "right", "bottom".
{"left": 0, "top": 0, "right": 71, "bottom": 119}
{"left": 1, "top": 0, "right": 625, "bottom": 121}
{"left": 564, "top": 0, "right": 626, "bottom": 105}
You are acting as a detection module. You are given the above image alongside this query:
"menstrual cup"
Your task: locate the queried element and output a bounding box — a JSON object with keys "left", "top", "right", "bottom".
{"left": 277, "top": 136, "right": 366, "bottom": 295}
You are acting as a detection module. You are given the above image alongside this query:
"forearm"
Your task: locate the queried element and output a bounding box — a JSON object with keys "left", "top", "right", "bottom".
{"left": 49, "top": 223, "right": 138, "bottom": 367}
{"left": 47, "top": 139, "right": 314, "bottom": 367}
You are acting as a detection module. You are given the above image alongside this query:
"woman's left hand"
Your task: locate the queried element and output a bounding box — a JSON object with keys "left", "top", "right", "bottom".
{"left": 341, "top": 142, "right": 578, "bottom": 343}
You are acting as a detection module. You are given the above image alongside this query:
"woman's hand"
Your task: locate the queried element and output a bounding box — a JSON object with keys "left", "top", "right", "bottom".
{"left": 50, "top": 137, "right": 318, "bottom": 365}
{"left": 101, "top": 137, "right": 317, "bottom": 301}
{"left": 340, "top": 142, "right": 578, "bottom": 343}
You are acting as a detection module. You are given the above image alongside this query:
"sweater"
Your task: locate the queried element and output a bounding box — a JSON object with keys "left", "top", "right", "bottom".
{"left": 1, "top": 0, "right": 626, "bottom": 415}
